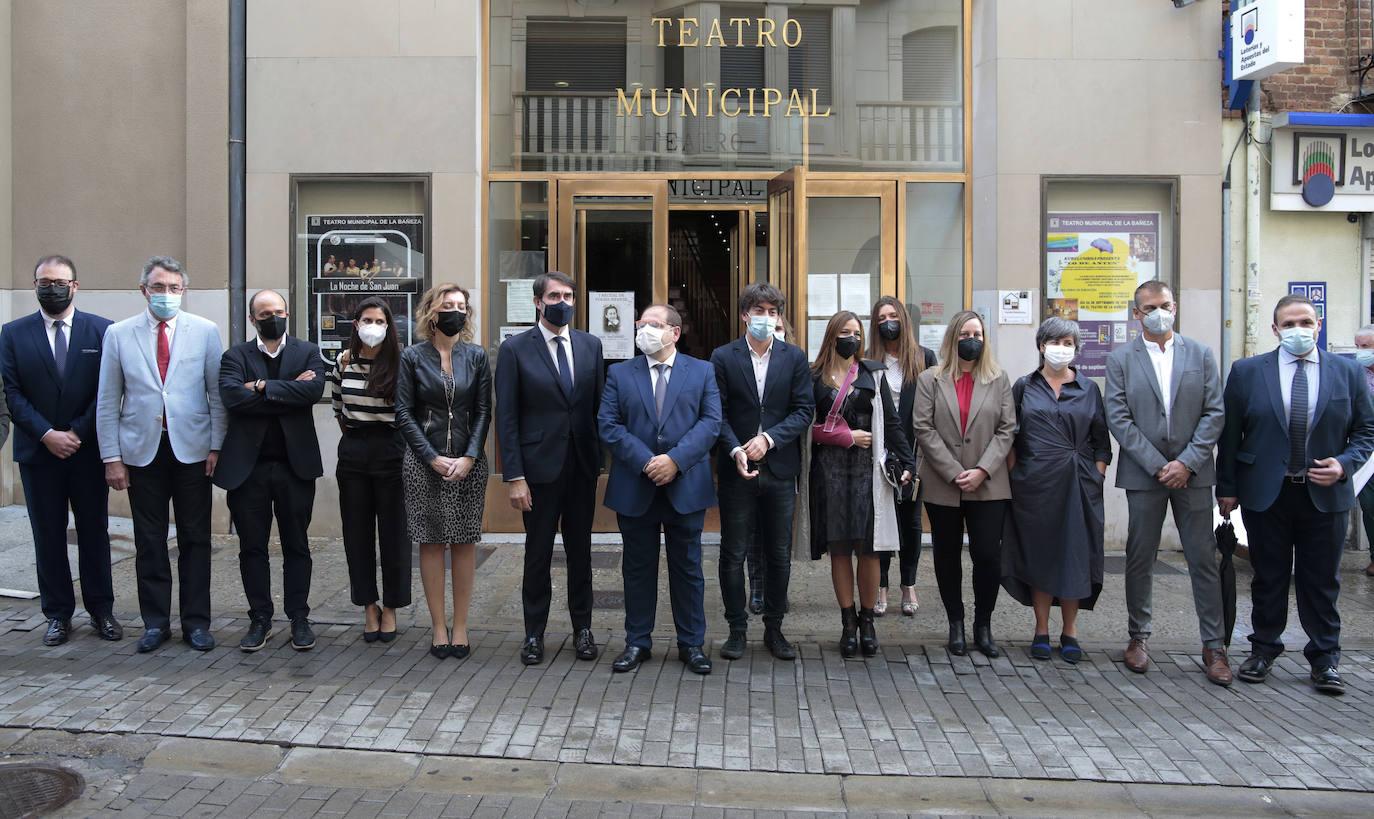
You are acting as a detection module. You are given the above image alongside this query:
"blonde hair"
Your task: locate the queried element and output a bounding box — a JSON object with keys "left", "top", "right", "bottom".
{"left": 414, "top": 282, "right": 474, "bottom": 343}
{"left": 932, "top": 310, "right": 1002, "bottom": 384}
{"left": 811, "top": 311, "right": 864, "bottom": 376}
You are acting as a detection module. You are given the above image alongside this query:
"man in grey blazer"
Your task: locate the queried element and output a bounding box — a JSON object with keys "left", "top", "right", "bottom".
{"left": 1105, "top": 281, "right": 1229, "bottom": 685}
{"left": 97, "top": 255, "right": 227, "bottom": 653}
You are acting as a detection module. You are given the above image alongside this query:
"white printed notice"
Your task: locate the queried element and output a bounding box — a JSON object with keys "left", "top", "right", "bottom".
{"left": 505, "top": 281, "right": 536, "bottom": 323}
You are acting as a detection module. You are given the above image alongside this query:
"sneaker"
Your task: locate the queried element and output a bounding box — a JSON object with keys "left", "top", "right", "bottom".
{"left": 719, "top": 630, "right": 747, "bottom": 660}
{"left": 290, "top": 618, "right": 316, "bottom": 651}
{"left": 240, "top": 618, "right": 272, "bottom": 652}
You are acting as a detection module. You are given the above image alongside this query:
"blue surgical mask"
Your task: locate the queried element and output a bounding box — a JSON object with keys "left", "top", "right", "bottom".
{"left": 1279, "top": 327, "right": 1315, "bottom": 356}
{"left": 149, "top": 293, "right": 181, "bottom": 320}
{"left": 542, "top": 300, "right": 574, "bottom": 328}
{"left": 746, "top": 315, "right": 777, "bottom": 341}
{"left": 1356, "top": 349, "right": 1374, "bottom": 368}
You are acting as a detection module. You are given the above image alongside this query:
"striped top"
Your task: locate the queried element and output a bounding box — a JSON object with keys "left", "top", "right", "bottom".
{"left": 329, "top": 354, "right": 397, "bottom": 429}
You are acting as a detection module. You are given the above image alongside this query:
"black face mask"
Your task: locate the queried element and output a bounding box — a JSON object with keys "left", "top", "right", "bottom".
{"left": 878, "top": 319, "right": 902, "bottom": 341}
{"left": 36, "top": 284, "right": 73, "bottom": 316}
{"left": 256, "top": 314, "right": 287, "bottom": 341}
{"left": 957, "top": 337, "right": 984, "bottom": 362}
{"left": 835, "top": 336, "right": 862, "bottom": 360}
{"left": 434, "top": 309, "right": 467, "bottom": 337}
{"left": 542, "top": 299, "right": 574, "bottom": 327}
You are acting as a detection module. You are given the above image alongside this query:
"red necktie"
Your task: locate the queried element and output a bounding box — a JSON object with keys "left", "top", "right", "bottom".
{"left": 157, "top": 321, "right": 170, "bottom": 382}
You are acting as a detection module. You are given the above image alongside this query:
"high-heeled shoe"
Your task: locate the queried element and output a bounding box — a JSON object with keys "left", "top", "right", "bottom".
{"left": 947, "top": 619, "right": 967, "bottom": 656}
{"left": 429, "top": 643, "right": 450, "bottom": 659}
{"left": 450, "top": 644, "right": 471, "bottom": 660}
{"left": 858, "top": 608, "right": 879, "bottom": 657}
{"left": 839, "top": 605, "right": 858, "bottom": 658}
{"left": 377, "top": 607, "right": 397, "bottom": 643}
{"left": 363, "top": 604, "right": 380, "bottom": 643}
{"left": 900, "top": 586, "right": 918, "bottom": 617}
{"left": 873, "top": 589, "right": 888, "bottom": 617}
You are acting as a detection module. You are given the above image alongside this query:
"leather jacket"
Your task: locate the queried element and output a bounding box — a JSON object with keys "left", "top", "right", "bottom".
{"left": 396, "top": 340, "right": 491, "bottom": 464}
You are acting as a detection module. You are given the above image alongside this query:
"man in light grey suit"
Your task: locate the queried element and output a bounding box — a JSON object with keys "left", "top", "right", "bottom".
{"left": 1105, "top": 281, "right": 1230, "bottom": 685}
{"left": 97, "top": 256, "right": 226, "bottom": 653}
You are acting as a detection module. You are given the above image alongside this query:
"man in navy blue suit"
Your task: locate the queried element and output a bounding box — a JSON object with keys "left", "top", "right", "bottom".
{"left": 1217, "top": 294, "right": 1374, "bottom": 695}
{"left": 496, "top": 271, "right": 605, "bottom": 665}
{"left": 0, "top": 255, "right": 119, "bottom": 646}
{"left": 710, "top": 283, "right": 813, "bottom": 661}
{"left": 599, "top": 303, "right": 721, "bottom": 674}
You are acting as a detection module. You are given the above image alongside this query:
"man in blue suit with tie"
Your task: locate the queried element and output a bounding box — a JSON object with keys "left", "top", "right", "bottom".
{"left": 1217, "top": 294, "right": 1374, "bottom": 695}
{"left": 599, "top": 303, "right": 721, "bottom": 674}
{"left": 0, "top": 255, "right": 118, "bottom": 647}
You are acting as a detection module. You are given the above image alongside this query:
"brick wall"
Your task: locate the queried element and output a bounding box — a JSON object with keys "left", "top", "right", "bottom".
{"left": 1223, "top": 0, "right": 1374, "bottom": 113}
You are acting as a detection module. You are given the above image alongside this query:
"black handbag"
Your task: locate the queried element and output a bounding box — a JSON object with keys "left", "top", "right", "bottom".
{"left": 882, "top": 457, "right": 917, "bottom": 503}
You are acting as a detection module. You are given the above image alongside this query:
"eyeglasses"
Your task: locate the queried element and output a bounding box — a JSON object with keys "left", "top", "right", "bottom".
{"left": 36, "top": 279, "right": 72, "bottom": 288}
{"left": 146, "top": 284, "right": 185, "bottom": 295}
{"left": 635, "top": 320, "right": 678, "bottom": 330}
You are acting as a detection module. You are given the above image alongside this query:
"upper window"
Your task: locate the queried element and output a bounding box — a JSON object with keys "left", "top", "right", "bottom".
{"left": 903, "top": 26, "right": 958, "bottom": 103}
{"left": 788, "top": 10, "right": 832, "bottom": 107}
{"left": 526, "top": 20, "right": 626, "bottom": 93}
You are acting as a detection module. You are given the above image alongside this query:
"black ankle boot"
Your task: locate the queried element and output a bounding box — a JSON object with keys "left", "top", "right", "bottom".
{"left": 839, "top": 605, "right": 858, "bottom": 658}
{"left": 947, "top": 619, "right": 967, "bottom": 656}
{"left": 973, "top": 622, "right": 1000, "bottom": 658}
{"left": 858, "top": 608, "right": 878, "bottom": 657}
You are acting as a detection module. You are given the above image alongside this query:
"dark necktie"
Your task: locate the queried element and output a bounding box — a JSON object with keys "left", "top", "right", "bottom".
{"left": 52, "top": 320, "right": 67, "bottom": 380}
{"left": 1288, "top": 358, "right": 1308, "bottom": 476}
{"left": 157, "top": 321, "right": 170, "bottom": 382}
{"left": 654, "top": 362, "right": 669, "bottom": 420}
{"left": 554, "top": 335, "right": 572, "bottom": 394}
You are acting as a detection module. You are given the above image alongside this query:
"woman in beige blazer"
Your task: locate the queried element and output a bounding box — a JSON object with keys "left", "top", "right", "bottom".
{"left": 912, "top": 310, "right": 1017, "bottom": 658}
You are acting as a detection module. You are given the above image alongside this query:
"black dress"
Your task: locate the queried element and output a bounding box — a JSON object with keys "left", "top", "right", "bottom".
{"left": 1001, "top": 370, "right": 1112, "bottom": 609}
{"left": 808, "top": 363, "right": 913, "bottom": 559}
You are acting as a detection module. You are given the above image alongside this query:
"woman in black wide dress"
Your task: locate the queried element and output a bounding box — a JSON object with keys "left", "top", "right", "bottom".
{"left": 1002, "top": 316, "right": 1111, "bottom": 663}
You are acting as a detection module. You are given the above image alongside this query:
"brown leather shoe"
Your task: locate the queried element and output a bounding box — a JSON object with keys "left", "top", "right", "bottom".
{"left": 1123, "top": 637, "right": 1148, "bottom": 673}
{"left": 1203, "top": 647, "right": 1234, "bottom": 686}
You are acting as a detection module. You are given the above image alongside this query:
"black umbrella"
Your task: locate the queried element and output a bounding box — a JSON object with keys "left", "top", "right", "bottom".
{"left": 1215, "top": 518, "right": 1239, "bottom": 647}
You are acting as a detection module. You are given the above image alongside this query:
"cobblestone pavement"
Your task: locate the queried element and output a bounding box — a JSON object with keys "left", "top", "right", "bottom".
{"left": 2, "top": 510, "right": 1374, "bottom": 815}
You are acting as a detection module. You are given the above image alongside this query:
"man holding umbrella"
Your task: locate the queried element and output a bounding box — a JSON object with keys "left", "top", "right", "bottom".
{"left": 1105, "top": 281, "right": 1231, "bottom": 684}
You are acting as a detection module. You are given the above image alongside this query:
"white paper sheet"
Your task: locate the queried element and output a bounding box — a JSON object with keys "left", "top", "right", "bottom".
{"left": 839, "top": 273, "right": 871, "bottom": 315}
{"left": 506, "top": 281, "right": 536, "bottom": 323}
{"left": 807, "top": 274, "right": 838, "bottom": 317}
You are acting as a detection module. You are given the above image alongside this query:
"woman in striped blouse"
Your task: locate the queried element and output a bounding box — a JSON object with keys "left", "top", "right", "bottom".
{"left": 329, "top": 297, "right": 410, "bottom": 642}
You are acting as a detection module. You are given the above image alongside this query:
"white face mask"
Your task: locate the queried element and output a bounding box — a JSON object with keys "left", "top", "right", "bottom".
{"left": 636, "top": 324, "right": 670, "bottom": 355}
{"left": 773, "top": 329, "right": 787, "bottom": 344}
{"left": 1043, "top": 343, "right": 1076, "bottom": 370}
{"left": 1141, "top": 308, "right": 1174, "bottom": 336}
{"left": 357, "top": 323, "right": 386, "bottom": 348}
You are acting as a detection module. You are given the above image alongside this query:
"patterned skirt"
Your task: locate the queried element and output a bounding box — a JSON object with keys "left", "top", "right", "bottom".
{"left": 401, "top": 448, "right": 488, "bottom": 544}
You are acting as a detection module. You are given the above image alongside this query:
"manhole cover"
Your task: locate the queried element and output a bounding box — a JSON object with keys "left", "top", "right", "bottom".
{"left": 0, "top": 763, "right": 84, "bottom": 819}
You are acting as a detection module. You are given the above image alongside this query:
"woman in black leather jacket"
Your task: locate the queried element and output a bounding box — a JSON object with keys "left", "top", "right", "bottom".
{"left": 397, "top": 283, "right": 491, "bottom": 660}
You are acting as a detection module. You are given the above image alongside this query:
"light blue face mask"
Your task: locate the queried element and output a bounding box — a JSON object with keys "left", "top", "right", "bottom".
{"left": 746, "top": 314, "right": 777, "bottom": 341}
{"left": 1279, "top": 327, "right": 1315, "bottom": 356}
{"left": 1356, "top": 349, "right": 1374, "bottom": 368}
{"left": 149, "top": 293, "right": 181, "bottom": 320}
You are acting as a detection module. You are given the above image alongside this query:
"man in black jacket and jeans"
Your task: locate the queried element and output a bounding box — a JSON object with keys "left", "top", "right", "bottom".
{"left": 710, "top": 283, "right": 814, "bottom": 660}
{"left": 215, "top": 290, "right": 326, "bottom": 652}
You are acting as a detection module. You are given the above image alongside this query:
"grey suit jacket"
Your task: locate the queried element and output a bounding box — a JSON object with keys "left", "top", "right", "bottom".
{"left": 1104, "top": 333, "right": 1223, "bottom": 490}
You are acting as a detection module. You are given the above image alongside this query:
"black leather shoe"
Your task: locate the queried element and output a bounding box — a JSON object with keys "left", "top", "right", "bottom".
{"left": 42, "top": 618, "right": 70, "bottom": 646}
{"left": 947, "top": 620, "right": 967, "bottom": 656}
{"left": 520, "top": 636, "right": 544, "bottom": 665}
{"left": 91, "top": 613, "right": 123, "bottom": 641}
{"left": 1237, "top": 654, "right": 1273, "bottom": 683}
{"left": 763, "top": 627, "right": 796, "bottom": 661}
{"left": 291, "top": 618, "right": 316, "bottom": 651}
{"left": 839, "top": 606, "right": 858, "bottom": 658}
{"left": 450, "top": 644, "right": 470, "bottom": 660}
{"left": 136, "top": 628, "right": 169, "bottom": 653}
{"left": 1311, "top": 666, "right": 1346, "bottom": 695}
{"left": 719, "top": 630, "right": 747, "bottom": 660}
{"left": 612, "top": 645, "right": 651, "bottom": 672}
{"left": 428, "top": 643, "right": 450, "bottom": 659}
{"left": 973, "top": 623, "right": 1001, "bottom": 658}
{"left": 574, "top": 628, "right": 598, "bottom": 661}
{"left": 858, "top": 608, "right": 878, "bottom": 657}
{"left": 679, "top": 645, "right": 712, "bottom": 674}
{"left": 240, "top": 617, "right": 272, "bottom": 652}
{"left": 183, "top": 628, "right": 215, "bottom": 652}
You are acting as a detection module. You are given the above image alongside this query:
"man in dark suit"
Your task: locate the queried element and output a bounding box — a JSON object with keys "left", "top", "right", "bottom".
{"left": 214, "top": 290, "right": 326, "bottom": 652}
{"left": 496, "top": 271, "right": 605, "bottom": 665}
{"left": 0, "top": 256, "right": 114, "bottom": 646}
{"left": 710, "top": 283, "right": 812, "bottom": 661}
{"left": 599, "top": 303, "right": 721, "bottom": 674}
{"left": 1217, "top": 294, "right": 1374, "bottom": 695}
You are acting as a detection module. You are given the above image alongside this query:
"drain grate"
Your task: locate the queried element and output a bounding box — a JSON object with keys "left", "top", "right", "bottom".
{"left": 0, "top": 763, "right": 84, "bottom": 819}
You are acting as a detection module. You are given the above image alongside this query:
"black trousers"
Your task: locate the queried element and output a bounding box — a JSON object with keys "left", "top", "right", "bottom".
{"left": 879, "top": 494, "right": 924, "bottom": 588}
{"left": 925, "top": 499, "right": 1007, "bottom": 625}
{"left": 1241, "top": 481, "right": 1346, "bottom": 668}
{"left": 20, "top": 450, "right": 114, "bottom": 622}
{"left": 126, "top": 435, "right": 213, "bottom": 632}
{"left": 337, "top": 429, "right": 411, "bottom": 609}
{"left": 718, "top": 466, "right": 794, "bottom": 632}
{"left": 521, "top": 447, "right": 596, "bottom": 638}
{"left": 227, "top": 460, "right": 315, "bottom": 621}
